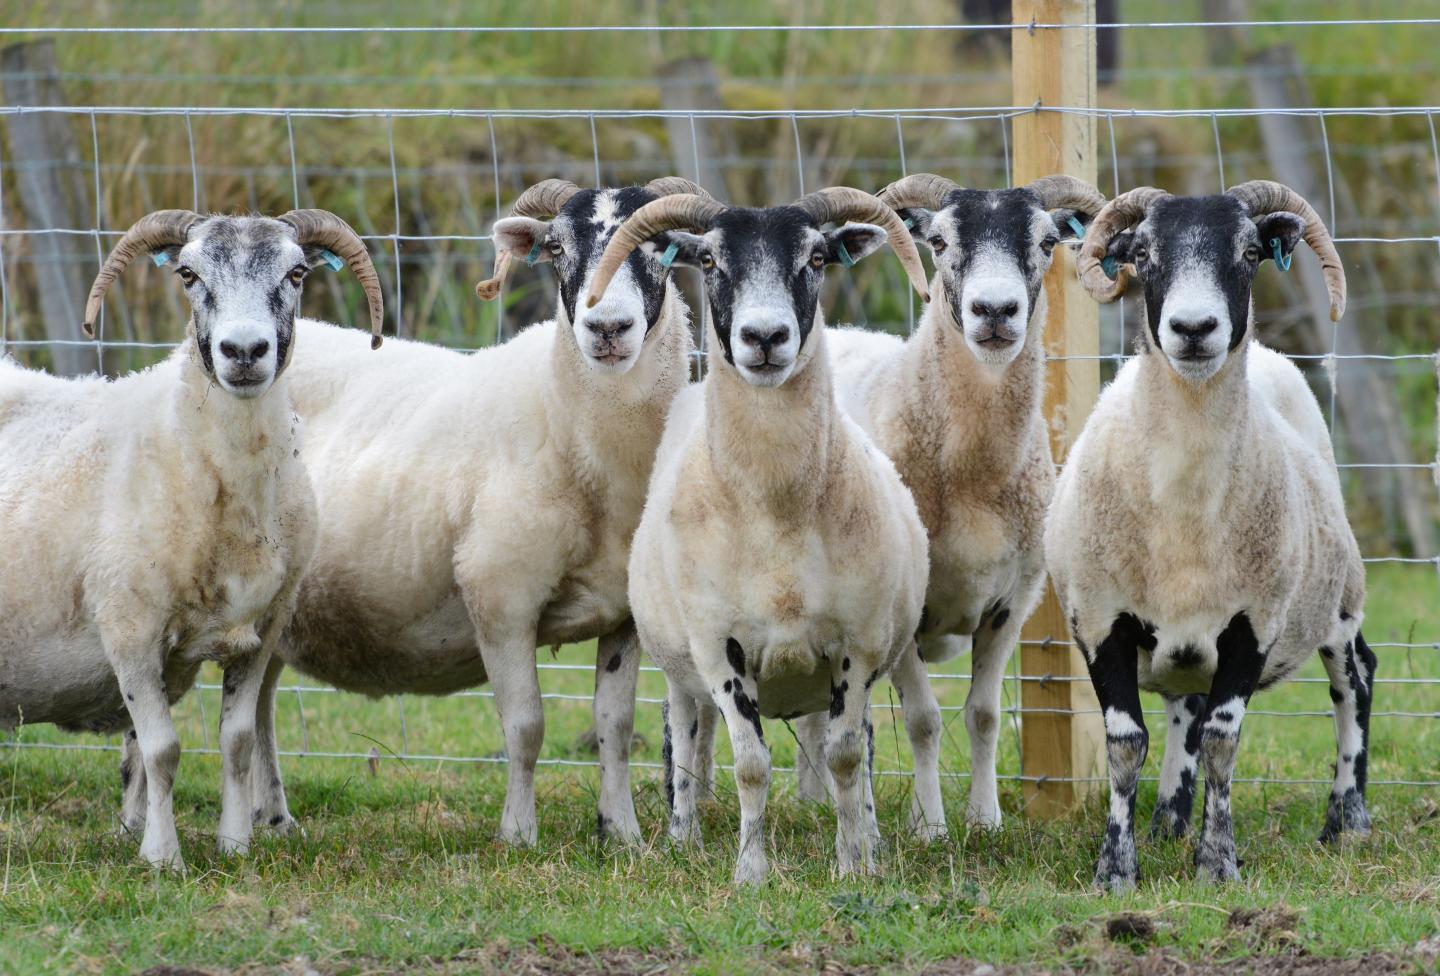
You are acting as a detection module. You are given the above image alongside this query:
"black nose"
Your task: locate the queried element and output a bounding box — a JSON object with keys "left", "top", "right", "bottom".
{"left": 739, "top": 323, "right": 791, "bottom": 352}
{"left": 1170, "top": 316, "right": 1219, "bottom": 340}
{"left": 970, "top": 299, "right": 1021, "bottom": 321}
{"left": 218, "top": 339, "right": 270, "bottom": 364}
{"left": 586, "top": 317, "right": 633, "bottom": 339}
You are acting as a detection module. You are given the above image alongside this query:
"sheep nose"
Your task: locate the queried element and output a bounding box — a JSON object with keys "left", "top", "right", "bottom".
{"left": 218, "top": 339, "right": 270, "bottom": 364}
{"left": 739, "top": 322, "right": 791, "bottom": 352}
{"left": 586, "top": 317, "right": 633, "bottom": 339}
{"left": 1170, "top": 316, "right": 1219, "bottom": 340}
{"left": 970, "top": 299, "right": 1021, "bottom": 321}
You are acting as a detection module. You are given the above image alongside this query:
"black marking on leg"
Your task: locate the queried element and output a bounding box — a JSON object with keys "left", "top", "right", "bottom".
{"left": 731, "top": 685, "right": 764, "bottom": 743}
{"left": 120, "top": 758, "right": 134, "bottom": 790}
{"left": 726, "top": 638, "right": 745, "bottom": 676}
{"left": 269, "top": 814, "right": 284, "bottom": 826}
{"left": 842, "top": 656, "right": 851, "bottom": 672}
{"left": 723, "top": 679, "right": 733, "bottom": 693}
{"left": 990, "top": 606, "right": 1010, "bottom": 631}
{"left": 605, "top": 653, "right": 622, "bottom": 673}
{"left": 596, "top": 812, "right": 610, "bottom": 837}
{"left": 864, "top": 670, "right": 878, "bottom": 691}
{"left": 1087, "top": 612, "right": 1151, "bottom": 887}
{"left": 1339, "top": 609, "right": 1352, "bottom": 621}
{"left": 688, "top": 719, "right": 698, "bottom": 739}
{"left": 1193, "top": 611, "right": 1263, "bottom": 881}
{"left": 830, "top": 680, "right": 849, "bottom": 719}
{"left": 662, "top": 700, "right": 675, "bottom": 812}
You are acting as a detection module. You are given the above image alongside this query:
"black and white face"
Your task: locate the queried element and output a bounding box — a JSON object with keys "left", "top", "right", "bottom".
{"left": 162, "top": 216, "right": 316, "bottom": 399}
{"left": 492, "top": 187, "right": 679, "bottom": 374}
{"left": 662, "top": 207, "right": 888, "bottom": 387}
{"left": 897, "top": 188, "right": 1090, "bottom": 366}
{"left": 1103, "top": 195, "right": 1306, "bottom": 381}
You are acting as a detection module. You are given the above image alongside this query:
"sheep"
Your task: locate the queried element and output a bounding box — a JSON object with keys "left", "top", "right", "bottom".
{"left": 1046, "top": 180, "right": 1370, "bottom": 889}
{"left": 585, "top": 188, "right": 933, "bottom": 884}
{"left": 791, "top": 173, "right": 1107, "bottom": 837}
{"left": 0, "top": 208, "right": 383, "bottom": 869}
{"left": 249, "top": 177, "right": 707, "bottom": 845}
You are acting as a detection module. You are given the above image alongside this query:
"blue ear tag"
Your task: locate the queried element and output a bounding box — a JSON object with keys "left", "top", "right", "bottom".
{"left": 836, "top": 241, "right": 856, "bottom": 268}
{"left": 1066, "top": 215, "right": 1086, "bottom": 239}
{"left": 524, "top": 242, "right": 543, "bottom": 266}
{"left": 319, "top": 249, "right": 344, "bottom": 272}
{"left": 1101, "top": 255, "right": 1119, "bottom": 280}
{"left": 1270, "top": 237, "right": 1292, "bottom": 271}
{"left": 151, "top": 251, "right": 170, "bottom": 267}
{"left": 902, "top": 217, "right": 915, "bottom": 230}
{"left": 659, "top": 241, "right": 680, "bottom": 268}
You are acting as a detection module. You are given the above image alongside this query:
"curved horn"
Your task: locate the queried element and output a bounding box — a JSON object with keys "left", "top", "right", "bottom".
{"left": 475, "top": 179, "right": 583, "bottom": 301}
{"left": 1075, "top": 186, "right": 1171, "bottom": 303}
{"left": 644, "top": 176, "right": 714, "bottom": 200}
{"left": 83, "top": 209, "right": 201, "bottom": 337}
{"left": 1024, "top": 174, "right": 1108, "bottom": 216}
{"left": 876, "top": 172, "right": 961, "bottom": 212}
{"left": 279, "top": 209, "right": 385, "bottom": 349}
{"left": 795, "top": 186, "right": 931, "bottom": 302}
{"left": 585, "top": 194, "right": 727, "bottom": 308}
{"left": 1227, "top": 180, "right": 1346, "bottom": 321}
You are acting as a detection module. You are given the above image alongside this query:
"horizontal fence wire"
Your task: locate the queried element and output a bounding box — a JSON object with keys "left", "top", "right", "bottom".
{"left": 0, "top": 47, "right": 1437, "bottom": 797}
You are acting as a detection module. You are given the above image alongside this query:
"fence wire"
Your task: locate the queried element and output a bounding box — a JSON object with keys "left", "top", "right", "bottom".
{"left": 0, "top": 30, "right": 1437, "bottom": 799}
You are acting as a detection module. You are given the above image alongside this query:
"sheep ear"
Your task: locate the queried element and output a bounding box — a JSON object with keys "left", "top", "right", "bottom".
{"left": 1105, "top": 229, "right": 1138, "bottom": 266}
{"left": 893, "top": 207, "right": 933, "bottom": 243}
{"left": 151, "top": 243, "right": 185, "bottom": 267}
{"left": 1050, "top": 208, "right": 1092, "bottom": 241}
{"left": 823, "top": 223, "right": 887, "bottom": 267}
{"left": 491, "top": 216, "right": 553, "bottom": 263}
{"left": 1253, "top": 211, "right": 1305, "bottom": 265}
{"left": 639, "top": 231, "right": 708, "bottom": 270}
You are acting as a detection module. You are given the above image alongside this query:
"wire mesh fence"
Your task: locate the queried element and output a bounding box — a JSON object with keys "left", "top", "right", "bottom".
{"left": 0, "top": 13, "right": 1437, "bottom": 802}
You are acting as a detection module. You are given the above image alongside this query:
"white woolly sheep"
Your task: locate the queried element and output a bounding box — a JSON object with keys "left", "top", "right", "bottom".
{"left": 798, "top": 172, "right": 1107, "bottom": 837}
{"left": 251, "top": 178, "right": 706, "bottom": 845}
{"left": 1047, "top": 181, "right": 1371, "bottom": 889}
{"left": 0, "top": 208, "right": 382, "bottom": 869}
{"left": 586, "top": 188, "right": 932, "bottom": 884}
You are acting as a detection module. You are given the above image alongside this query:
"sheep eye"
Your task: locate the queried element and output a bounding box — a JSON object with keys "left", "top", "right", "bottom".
{"left": 1040, "top": 236, "right": 1058, "bottom": 256}
{"left": 699, "top": 252, "right": 715, "bottom": 270}
{"left": 1132, "top": 247, "right": 1149, "bottom": 265}
{"left": 288, "top": 265, "right": 308, "bottom": 287}
{"left": 810, "top": 250, "right": 826, "bottom": 269}
{"left": 928, "top": 237, "right": 947, "bottom": 255}
{"left": 546, "top": 240, "right": 564, "bottom": 257}
{"left": 176, "top": 266, "right": 197, "bottom": 286}
{"left": 1243, "top": 245, "right": 1262, "bottom": 263}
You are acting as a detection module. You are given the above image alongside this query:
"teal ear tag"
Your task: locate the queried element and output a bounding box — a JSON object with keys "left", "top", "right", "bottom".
{"left": 524, "top": 242, "right": 543, "bottom": 266}
{"left": 659, "top": 241, "right": 679, "bottom": 268}
{"left": 902, "top": 217, "right": 915, "bottom": 230}
{"left": 1102, "top": 255, "right": 1119, "bottom": 279}
{"left": 1270, "top": 238, "right": 1292, "bottom": 271}
{"left": 1066, "top": 215, "right": 1086, "bottom": 239}
{"left": 836, "top": 241, "right": 857, "bottom": 268}
{"left": 319, "top": 249, "right": 344, "bottom": 272}
{"left": 151, "top": 252, "right": 170, "bottom": 267}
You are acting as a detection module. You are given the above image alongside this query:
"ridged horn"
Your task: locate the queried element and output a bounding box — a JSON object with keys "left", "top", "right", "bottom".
{"left": 876, "top": 173, "right": 961, "bottom": 212}
{"left": 1024, "top": 174, "right": 1108, "bottom": 217}
{"left": 644, "top": 176, "right": 714, "bottom": 200}
{"left": 1075, "top": 186, "right": 1171, "bottom": 303}
{"left": 278, "top": 209, "right": 385, "bottom": 349}
{"left": 794, "top": 186, "right": 931, "bottom": 302}
{"left": 475, "top": 179, "right": 583, "bottom": 301}
{"left": 585, "top": 193, "right": 727, "bottom": 308}
{"left": 1227, "top": 180, "right": 1346, "bottom": 321}
{"left": 82, "top": 210, "right": 201, "bottom": 337}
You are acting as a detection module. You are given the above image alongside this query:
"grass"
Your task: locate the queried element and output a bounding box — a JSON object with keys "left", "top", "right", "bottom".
{"left": 1, "top": 563, "right": 1435, "bottom": 974}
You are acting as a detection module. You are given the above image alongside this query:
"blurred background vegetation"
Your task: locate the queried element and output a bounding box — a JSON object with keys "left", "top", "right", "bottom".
{"left": 1, "top": 0, "right": 1437, "bottom": 556}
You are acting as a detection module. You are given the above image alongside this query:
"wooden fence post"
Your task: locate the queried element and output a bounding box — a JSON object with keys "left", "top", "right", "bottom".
{"left": 1011, "top": 0, "right": 1107, "bottom": 818}
{"left": 1, "top": 40, "right": 94, "bottom": 376}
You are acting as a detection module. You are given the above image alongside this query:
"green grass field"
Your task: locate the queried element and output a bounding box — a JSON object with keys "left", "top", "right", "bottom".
{"left": 2, "top": 563, "right": 1435, "bottom": 975}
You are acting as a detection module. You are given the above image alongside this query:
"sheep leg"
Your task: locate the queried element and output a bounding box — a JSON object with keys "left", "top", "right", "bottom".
{"left": 889, "top": 640, "right": 947, "bottom": 839}
{"left": 250, "top": 652, "right": 298, "bottom": 834}
{"left": 1151, "top": 693, "right": 1205, "bottom": 839}
{"left": 1318, "top": 631, "right": 1375, "bottom": 843}
{"left": 861, "top": 705, "right": 881, "bottom": 853}
{"left": 966, "top": 609, "right": 1022, "bottom": 829}
{"left": 111, "top": 654, "right": 184, "bottom": 870}
{"left": 592, "top": 620, "right": 642, "bottom": 844}
{"left": 664, "top": 681, "right": 703, "bottom": 848}
{"left": 1195, "top": 612, "right": 1265, "bottom": 884}
{"left": 692, "top": 701, "right": 718, "bottom": 799}
{"left": 705, "top": 639, "right": 771, "bottom": 885}
{"left": 118, "top": 728, "right": 146, "bottom": 836}
{"left": 1082, "top": 614, "right": 1148, "bottom": 891}
{"left": 792, "top": 712, "right": 832, "bottom": 803}
{"left": 215, "top": 651, "right": 269, "bottom": 854}
{"left": 826, "top": 653, "right": 876, "bottom": 876}
{"left": 481, "top": 637, "right": 545, "bottom": 846}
